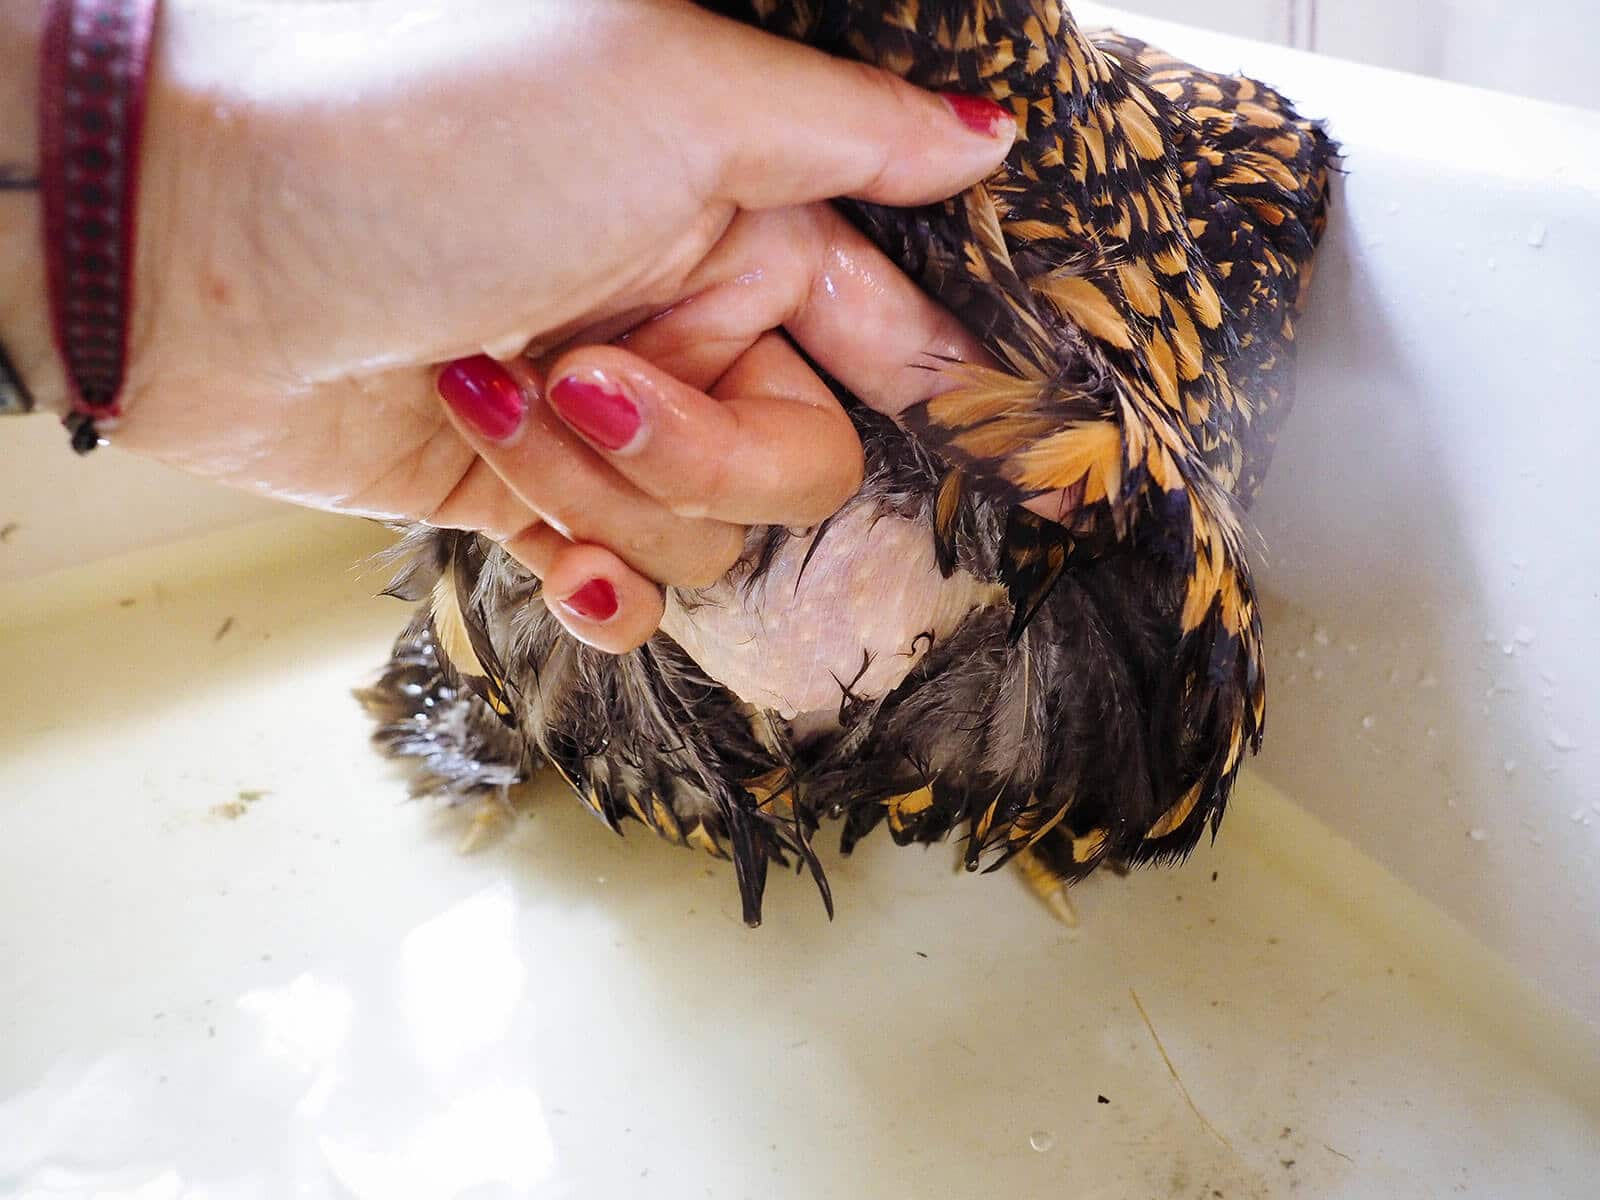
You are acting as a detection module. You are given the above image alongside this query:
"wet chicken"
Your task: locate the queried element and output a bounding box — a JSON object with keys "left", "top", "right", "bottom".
{"left": 361, "top": 0, "right": 1336, "bottom": 926}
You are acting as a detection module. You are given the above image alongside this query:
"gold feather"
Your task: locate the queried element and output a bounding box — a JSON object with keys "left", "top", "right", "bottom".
{"left": 431, "top": 573, "right": 487, "bottom": 682}
{"left": 429, "top": 540, "right": 515, "bottom": 724}
{"left": 1034, "top": 273, "right": 1135, "bottom": 349}
{"left": 1014, "top": 420, "right": 1123, "bottom": 500}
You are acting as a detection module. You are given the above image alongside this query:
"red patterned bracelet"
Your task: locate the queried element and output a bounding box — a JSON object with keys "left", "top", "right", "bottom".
{"left": 38, "top": 0, "right": 160, "bottom": 454}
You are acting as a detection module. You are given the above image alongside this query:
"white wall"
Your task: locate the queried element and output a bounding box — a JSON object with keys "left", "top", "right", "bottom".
{"left": 1092, "top": 0, "right": 1294, "bottom": 42}
{"left": 1312, "top": 0, "right": 1600, "bottom": 112}
{"left": 1113, "top": 0, "right": 1600, "bottom": 111}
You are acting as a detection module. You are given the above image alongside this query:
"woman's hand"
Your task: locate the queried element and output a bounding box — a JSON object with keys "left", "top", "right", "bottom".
{"left": 43, "top": 0, "right": 1012, "bottom": 650}
{"left": 425, "top": 198, "right": 998, "bottom": 650}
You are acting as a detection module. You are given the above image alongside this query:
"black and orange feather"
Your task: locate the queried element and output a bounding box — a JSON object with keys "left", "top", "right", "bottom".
{"left": 361, "top": 1, "right": 1335, "bottom": 926}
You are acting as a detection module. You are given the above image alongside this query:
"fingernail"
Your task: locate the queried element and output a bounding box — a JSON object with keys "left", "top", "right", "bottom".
{"left": 548, "top": 371, "right": 641, "bottom": 452}
{"left": 559, "top": 578, "right": 619, "bottom": 623}
{"left": 437, "top": 354, "right": 525, "bottom": 441}
{"left": 941, "top": 93, "right": 1012, "bottom": 139}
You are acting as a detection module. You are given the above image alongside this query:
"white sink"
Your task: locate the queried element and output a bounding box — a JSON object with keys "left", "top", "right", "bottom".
{"left": 4, "top": 515, "right": 1596, "bottom": 1197}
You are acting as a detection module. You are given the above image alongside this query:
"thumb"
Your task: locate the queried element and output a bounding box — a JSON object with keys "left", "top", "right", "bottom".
{"left": 697, "top": 15, "right": 1016, "bottom": 210}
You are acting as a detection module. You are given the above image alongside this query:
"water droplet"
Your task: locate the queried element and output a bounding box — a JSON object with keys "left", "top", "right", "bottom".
{"left": 1388, "top": 668, "right": 1402, "bottom": 685}
{"left": 1345, "top": 642, "right": 1359, "bottom": 655}
{"left": 1295, "top": 647, "right": 1308, "bottom": 660}
{"left": 1028, "top": 1131, "right": 1055, "bottom": 1153}
{"left": 1311, "top": 667, "right": 1325, "bottom": 682}
{"left": 1514, "top": 626, "right": 1536, "bottom": 645}
{"left": 1386, "top": 200, "right": 1400, "bottom": 215}
{"left": 1469, "top": 828, "right": 1488, "bottom": 842}
{"left": 1418, "top": 672, "right": 1439, "bottom": 689}
{"left": 1571, "top": 810, "right": 1585, "bottom": 824}
{"left": 1486, "top": 256, "right": 1498, "bottom": 271}
{"left": 1360, "top": 715, "right": 1376, "bottom": 731}
{"left": 1549, "top": 728, "right": 1579, "bottom": 752}
{"left": 1312, "top": 626, "right": 1330, "bottom": 647}
{"left": 1528, "top": 223, "right": 1547, "bottom": 248}
{"left": 1503, "top": 759, "right": 1517, "bottom": 775}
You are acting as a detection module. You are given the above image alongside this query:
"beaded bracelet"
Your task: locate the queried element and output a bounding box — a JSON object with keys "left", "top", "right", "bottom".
{"left": 39, "top": 0, "right": 160, "bottom": 453}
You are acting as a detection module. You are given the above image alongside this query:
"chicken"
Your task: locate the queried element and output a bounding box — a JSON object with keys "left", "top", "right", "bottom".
{"left": 360, "top": 0, "right": 1336, "bottom": 927}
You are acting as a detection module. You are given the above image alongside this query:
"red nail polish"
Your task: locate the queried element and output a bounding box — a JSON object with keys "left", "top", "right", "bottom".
{"left": 560, "top": 578, "right": 619, "bottom": 623}
{"left": 941, "top": 93, "right": 1011, "bottom": 138}
{"left": 437, "top": 355, "right": 525, "bottom": 441}
{"left": 549, "top": 373, "right": 641, "bottom": 452}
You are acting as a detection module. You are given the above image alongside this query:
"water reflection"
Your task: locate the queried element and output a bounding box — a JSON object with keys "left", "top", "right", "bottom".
{"left": 399, "top": 884, "right": 527, "bottom": 1074}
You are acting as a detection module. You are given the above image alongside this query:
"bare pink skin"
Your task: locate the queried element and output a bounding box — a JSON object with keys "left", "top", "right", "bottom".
{"left": 663, "top": 501, "right": 1004, "bottom": 721}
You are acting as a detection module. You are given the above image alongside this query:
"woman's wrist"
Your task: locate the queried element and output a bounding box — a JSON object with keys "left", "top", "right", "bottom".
{"left": 0, "top": 0, "right": 68, "bottom": 418}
